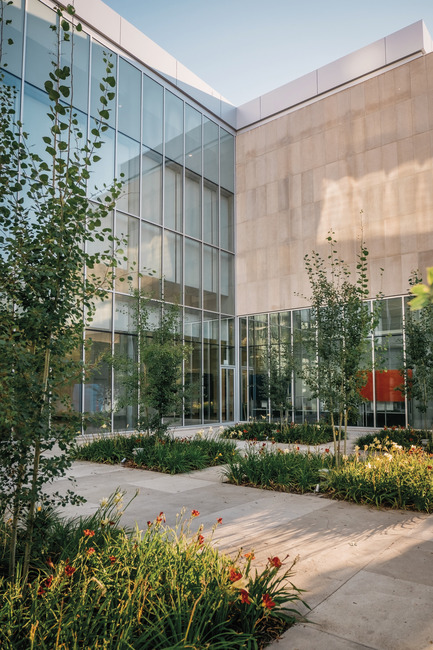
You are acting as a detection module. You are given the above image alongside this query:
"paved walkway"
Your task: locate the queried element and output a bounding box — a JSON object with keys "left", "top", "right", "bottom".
{"left": 45, "top": 430, "right": 433, "bottom": 650}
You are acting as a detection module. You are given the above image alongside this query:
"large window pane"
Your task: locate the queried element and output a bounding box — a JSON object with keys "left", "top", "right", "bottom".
{"left": 90, "top": 41, "right": 116, "bottom": 128}
{"left": 88, "top": 124, "right": 115, "bottom": 202}
{"left": 114, "top": 295, "right": 137, "bottom": 333}
{"left": 118, "top": 58, "right": 141, "bottom": 140}
{"left": 115, "top": 212, "right": 139, "bottom": 291}
{"left": 165, "top": 161, "right": 182, "bottom": 231}
{"left": 185, "top": 171, "right": 201, "bottom": 239}
{"left": 185, "top": 238, "right": 201, "bottom": 308}
{"left": 25, "top": 0, "right": 56, "bottom": 90}
{"left": 203, "top": 245, "right": 218, "bottom": 312}
{"left": 141, "top": 221, "right": 162, "bottom": 298}
{"left": 221, "top": 317, "right": 235, "bottom": 365}
{"left": 221, "top": 252, "right": 235, "bottom": 315}
{"left": 23, "top": 82, "right": 51, "bottom": 163}
{"left": 163, "top": 231, "right": 182, "bottom": 303}
{"left": 141, "top": 148, "right": 162, "bottom": 224}
{"left": 113, "top": 333, "right": 138, "bottom": 431}
{"left": 220, "top": 189, "right": 234, "bottom": 251}
{"left": 2, "top": 0, "right": 24, "bottom": 77}
{"left": 185, "top": 104, "right": 201, "bottom": 174}
{"left": 143, "top": 74, "right": 163, "bottom": 153}
{"left": 293, "top": 310, "right": 317, "bottom": 423}
{"left": 86, "top": 210, "right": 113, "bottom": 286}
{"left": 220, "top": 129, "right": 234, "bottom": 192}
{"left": 117, "top": 133, "right": 140, "bottom": 216}
{"left": 248, "top": 314, "right": 268, "bottom": 420}
{"left": 88, "top": 296, "right": 112, "bottom": 331}
{"left": 203, "top": 181, "right": 218, "bottom": 245}
{"left": 84, "top": 331, "right": 112, "bottom": 433}
{"left": 61, "top": 25, "right": 89, "bottom": 113}
{"left": 165, "top": 90, "right": 183, "bottom": 163}
{"left": 203, "top": 313, "right": 219, "bottom": 423}
{"left": 184, "top": 309, "right": 202, "bottom": 424}
{"left": 203, "top": 118, "right": 218, "bottom": 184}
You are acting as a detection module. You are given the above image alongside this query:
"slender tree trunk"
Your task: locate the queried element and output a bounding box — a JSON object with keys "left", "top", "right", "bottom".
{"left": 8, "top": 462, "right": 25, "bottom": 579}
{"left": 330, "top": 411, "right": 338, "bottom": 466}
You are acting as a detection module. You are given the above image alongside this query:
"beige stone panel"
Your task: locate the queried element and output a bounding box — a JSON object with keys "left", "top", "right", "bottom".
{"left": 412, "top": 133, "right": 433, "bottom": 167}
{"left": 235, "top": 253, "right": 248, "bottom": 285}
{"left": 311, "top": 131, "right": 326, "bottom": 167}
{"left": 347, "top": 152, "right": 365, "bottom": 181}
{"left": 236, "top": 191, "right": 247, "bottom": 225}
{"left": 244, "top": 159, "right": 256, "bottom": 191}
{"left": 362, "top": 183, "right": 384, "bottom": 223}
{"left": 415, "top": 169, "right": 433, "bottom": 219}
{"left": 417, "top": 224, "right": 433, "bottom": 255}
{"left": 236, "top": 134, "right": 246, "bottom": 162}
{"left": 277, "top": 209, "right": 291, "bottom": 242}
{"left": 350, "top": 83, "right": 365, "bottom": 119}
{"left": 256, "top": 185, "right": 267, "bottom": 217}
{"left": 263, "top": 120, "right": 279, "bottom": 152}
{"left": 426, "top": 51, "right": 433, "bottom": 88}
{"left": 364, "top": 76, "right": 380, "bottom": 113}
{"left": 398, "top": 174, "right": 417, "bottom": 217}
{"left": 393, "top": 63, "right": 412, "bottom": 102}
{"left": 290, "top": 173, "right": 302, "bottom": 209}
{"left": 384, "top": 218, "right": 401, "bottom": 256}
{"left": 364, "top": 111, "right": 382, "bottom": 150}
{"left": 278, "top": 179, "right": 290, "bottom": 212}
{"left": 427, "top": 90, "right": 433, "bottom": 132}
{"left": 381, "top": 141, "right": 398, "bottom": 179}
{"left": 255, "top": 155, "right": 267, "bottom": 188}
{"left": 349, "top": 117, "right": 365, "bottom": 155}
{"left": 299, "top": 135, "right": 316, "bottom": 173}
{"left": 313, "top": 166, "right": 326, "bottom": 203}
{"left": 324, "top": 94, "right": 339, "bottom": 130}
{"left": 324, "top": 126, "right": 339, "bottom": 164}
{"left": 380, "top": 105, "right": 397, "bottom": 145}
{"left": 410, "top": 57, "right": 428, "bottom": 97}
{"left": 382, "top": 177, "right": 401, "bottom": 218}
{"left": 276, "top": 145, "right": 290, "bottom": 178}
{"left": 378, "top": 254, "right": 403, "bottom": 296}
{"left": 309, "top": 100, "right": 326, "bottom": 135}
{"left": 418, "top": 250, "right": 433, "bottom": 276}
{"left": 364, "top": 146, "right": 383, "bottom": 177}
{"left": 396, "top": 99, "right": 413, "bottom": 140}
{"left": 245, "top": 188, "right": 257, "bottom": 220}
{"left": 337, "top": 123, "right": 352, "bottom": 160}
{"left": 412, "top": 94, "right": 430, "bottom": 134}
{"left": 337, "top": 89, "right": 351, "bottom": 122}
{"left": 235, "top": 163, "right": 246, "bottom": 195}
{"left": 397, "top": 137, "right": 415, "bottom": 173}
{"left": 266, "top": 277, "right": 282, "bottom": 312}
{"left": 294, "top": 105, "right": 312, "bottom": 141}
{"left": 301, "top": 170, "right": 314, "bottom": 205}
{"left": 252, "top": 125, "right": 267, "bottom": 158}
{"left": 266, "top": 181, "right": 279, "bottom": 216}
{"left": 399, "top": 213, "right": 420, "bottom": 255}
{"left": 288, "top": 140, "right": 302, "bottom": 175}
{"left": 264, "top": 150, "right": 279, "bottom": 184}
{"left": 369, "top": 257, "right": 387, "bottom": 298}
{"left": 301, "top": 203, "right": 319, "bottom": 241}
{"left": 290, "top": 206, "right": 303, "bottom": 241}
{"left": 378, "top": 68, "right": 396, "bottom": 108}
{"left": 242, "top": 130, "right": 257, "bottom": 161}
{"left": 237, "top": 220, "right": 256, "bottom": 252}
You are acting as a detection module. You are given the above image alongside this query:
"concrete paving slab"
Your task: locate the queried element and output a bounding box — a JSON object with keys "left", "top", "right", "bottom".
{"left": 274, "top": 624, "right": 375, "bottom": 649}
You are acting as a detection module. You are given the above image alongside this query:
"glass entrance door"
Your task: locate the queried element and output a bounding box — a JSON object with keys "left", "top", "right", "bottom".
{"left": 221, "top": 366, "right": 235, "bottom": 422}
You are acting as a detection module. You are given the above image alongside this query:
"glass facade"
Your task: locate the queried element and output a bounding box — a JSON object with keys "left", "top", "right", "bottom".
{"left": 10, "top": 0, "right": 235, "bottom": 432}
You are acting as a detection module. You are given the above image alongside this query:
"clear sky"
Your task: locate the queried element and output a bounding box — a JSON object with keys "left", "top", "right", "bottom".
{"left": 102, "top": 0, "right": 433, "bottom": 106}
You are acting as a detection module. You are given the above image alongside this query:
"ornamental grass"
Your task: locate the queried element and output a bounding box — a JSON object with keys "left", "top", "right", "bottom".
{"left": 75, "top": 431, "right": 240, "bottom": 474}
{"left": 223, "top": 421, "right": 334, "bottom": 445}
{"left": 355, "top": 426, "right": 428, "bottom": 450}
{"left": 0, "top": 493, "right": 307, "bottom": 649}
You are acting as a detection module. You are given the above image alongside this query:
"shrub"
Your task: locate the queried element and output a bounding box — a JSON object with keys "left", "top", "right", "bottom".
{"left": 224, "top": 421, "right": 335, "bottom": 445}
{"left": 0, "top": 495, "right": 307, "bottom": 649}
{"left": 224, "top": 445, "right": 334, "bottom": 493}
{"left": 356, "top": 427, "right": 427, "bottom": 450}
{"left": 75, "top": 433, "right": 240, "bottom": 474}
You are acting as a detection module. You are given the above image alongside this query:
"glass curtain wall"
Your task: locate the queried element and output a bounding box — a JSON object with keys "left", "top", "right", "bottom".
{"left": 14, "top": 0, "right": 235, "bottom": 431}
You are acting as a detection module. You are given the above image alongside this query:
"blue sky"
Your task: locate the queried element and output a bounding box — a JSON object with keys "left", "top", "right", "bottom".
{"left": 103, "top": 0, "right": 433, "bottom": 106}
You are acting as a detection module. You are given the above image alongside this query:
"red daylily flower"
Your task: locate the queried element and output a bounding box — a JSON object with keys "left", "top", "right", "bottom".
{"left": 83, "top": 529, "right": 95, "bottom": 537}
{"left": 156, "top": 512, "right": 166, "bottom": 523}
{"left": 325, "top": 448, "right": 330, "bottom": 453}
{"left": 268, "top": 556, "right": 282, "bottom": 568}
{"left": 244, "top": 552, "right": 255, "bottom": 560}
{"left": 262, "top": 593, "right": 276, "bottom": 609}
{"left": 240, "top": 589, "right": 251, "bottom": 604}
{"left": 87, "top": 547, "right": 95, "bottom": 555}
{"left": 197, "top": 534, "right": 204, "bottom": 546}
{"left": 229, "top": 566, "right": 242, "bottom": 582}
{"left": 109, "top": 555, "right": 116, "bottom": 564}
{"left": 191, "top": 509, "right": 200, "bottom": 517}
{"left": 65, "top": 564, "right": 76, "bottom": 577}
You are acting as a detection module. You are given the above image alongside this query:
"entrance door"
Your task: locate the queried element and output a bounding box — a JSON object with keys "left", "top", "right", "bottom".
{"left": 221, "top": 366, "right": 235, "bottom": 422}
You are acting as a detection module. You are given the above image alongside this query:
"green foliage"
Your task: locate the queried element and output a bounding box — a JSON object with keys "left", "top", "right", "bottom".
{"left": 113, "top": 295, "right": 189, "bottom": 435}
{"left": 355, "top": 427, "right": 426, "bottom": 450}
{"left": 267, "top": 340, "right": 293, "bottom": 423}
{"left": 408, "top": 266, "right": 433, "bottom": 310}
{"left": 224, "top": 421, "right": 335, "bottom": 445}
{"left": 301, "top": 230, "right": 379, "bottom": 463}
{"left": 0, "top": 495, "right": 307, "bottom": 648}
{"left": 224, "top": 446, "right": 334, "bottom": 493}
{"left": 75, "top": 433, "right": 240, "bottom": 474}
{"left": 0, "top": 3, "right": 122, "bottom": 579}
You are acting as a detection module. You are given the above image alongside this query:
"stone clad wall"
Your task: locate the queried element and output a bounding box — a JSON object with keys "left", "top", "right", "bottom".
{"left": 235, "top": 52, "right": 433, "bottom": 315}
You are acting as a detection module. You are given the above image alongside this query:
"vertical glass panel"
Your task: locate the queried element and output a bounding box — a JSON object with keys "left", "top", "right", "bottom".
{"left": 185, "top": 171, "right": 201, "bottom": 239}
{"left": 293, "top": 309, "right": 317, "bottom": 423}
{"left": 90, "top": 40, "right": 116, "bottom": 128}
{"left": 220, "top": 190, "right": 234, "bottom": 251}
{"left": 184, "top": 308, "right": 202, "bottom": 425}
{"left": 114, "top": 294, "right": 137, "bottom": 333}
{"left": 163, "top": 231, "right": 182, "bottom": 303}
{"left": 185, "top": 104, "right": 201, "bottom": 174}
{"left": 221, "top": 318, "right": 235, "bottom": 365}
{"left": 142, "top": 74, "right": 163, "bottom": 153}
{"left": 25, "top": 0, "right": 56, "bottom": 90}
{"left": 88, "top": 124, "right": 115, "bottom": 202}
{"left": 248, "top": 314, "right": 268, "bottom": 420}
{"left": 1, "top": 0, "right": 24, "bottom": 77}
{"left": 115, "top": 212, "right": 139, "bottom": 291}
{"left": 2, "top": 72, "right": 21, "bottom": 131}
{"left": 23, "top": 82, "right": 51, "bottom": 163}
{"left": 141, "top": 148, "right": 162, "bottom": 224}
{"left": 113, "top": 333, "right": 138, "bottom": 431}
{"left": 203, "top": 313, "right": 219, "bottom": 423}
{"left": 203, "top": 181, "right": 218, "bottom": 245}
{"left": 164, "top": 161, "right": 182, "bottom": 231}
{"left": 221, "top": 368, "right": 235, "bottom": 422}
{"left": 88, "top": 295, "right": 112, "bottom": 331}
{"left": 86, "top": 210, "right": 113, "bottom": 286}
{"left": 221, "top": 252, "right": 235, "bottom": 315}
{"left": 185, "top": 238, "right": 201, "bottom": 308}
{"left": 117, "top": 133, "right": 140, "bottom": 216}
{"left": 239, "top": 318, "right": 248, "bottom": 420}
{"left": 203, "top": 245, "right": 218, "bottom": 312}
{"left": 141, "top": 221, "right": 162, "bottom": 298}
{"left": 118, "top": 58, "right": 141, "bottom": 140}
{"left": 220, "top": 129, "right": 235, "bottom": 192}
{"left": 54, "top": 345, "right": 83, "bottom": 428}
{"left": 165, "top": 90, "right": 183, "bottom": 163}
{"left": 374, "top": 298, "right": 405, "bottom": 427}
{"left": 84, "top": 331, "right": 112, "bottom": 433}
{"left": 61, "top": 25, "right": 89, "bottom": 113}
{"left": 203, "top": 117, "right": 218, "bottom": 184}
